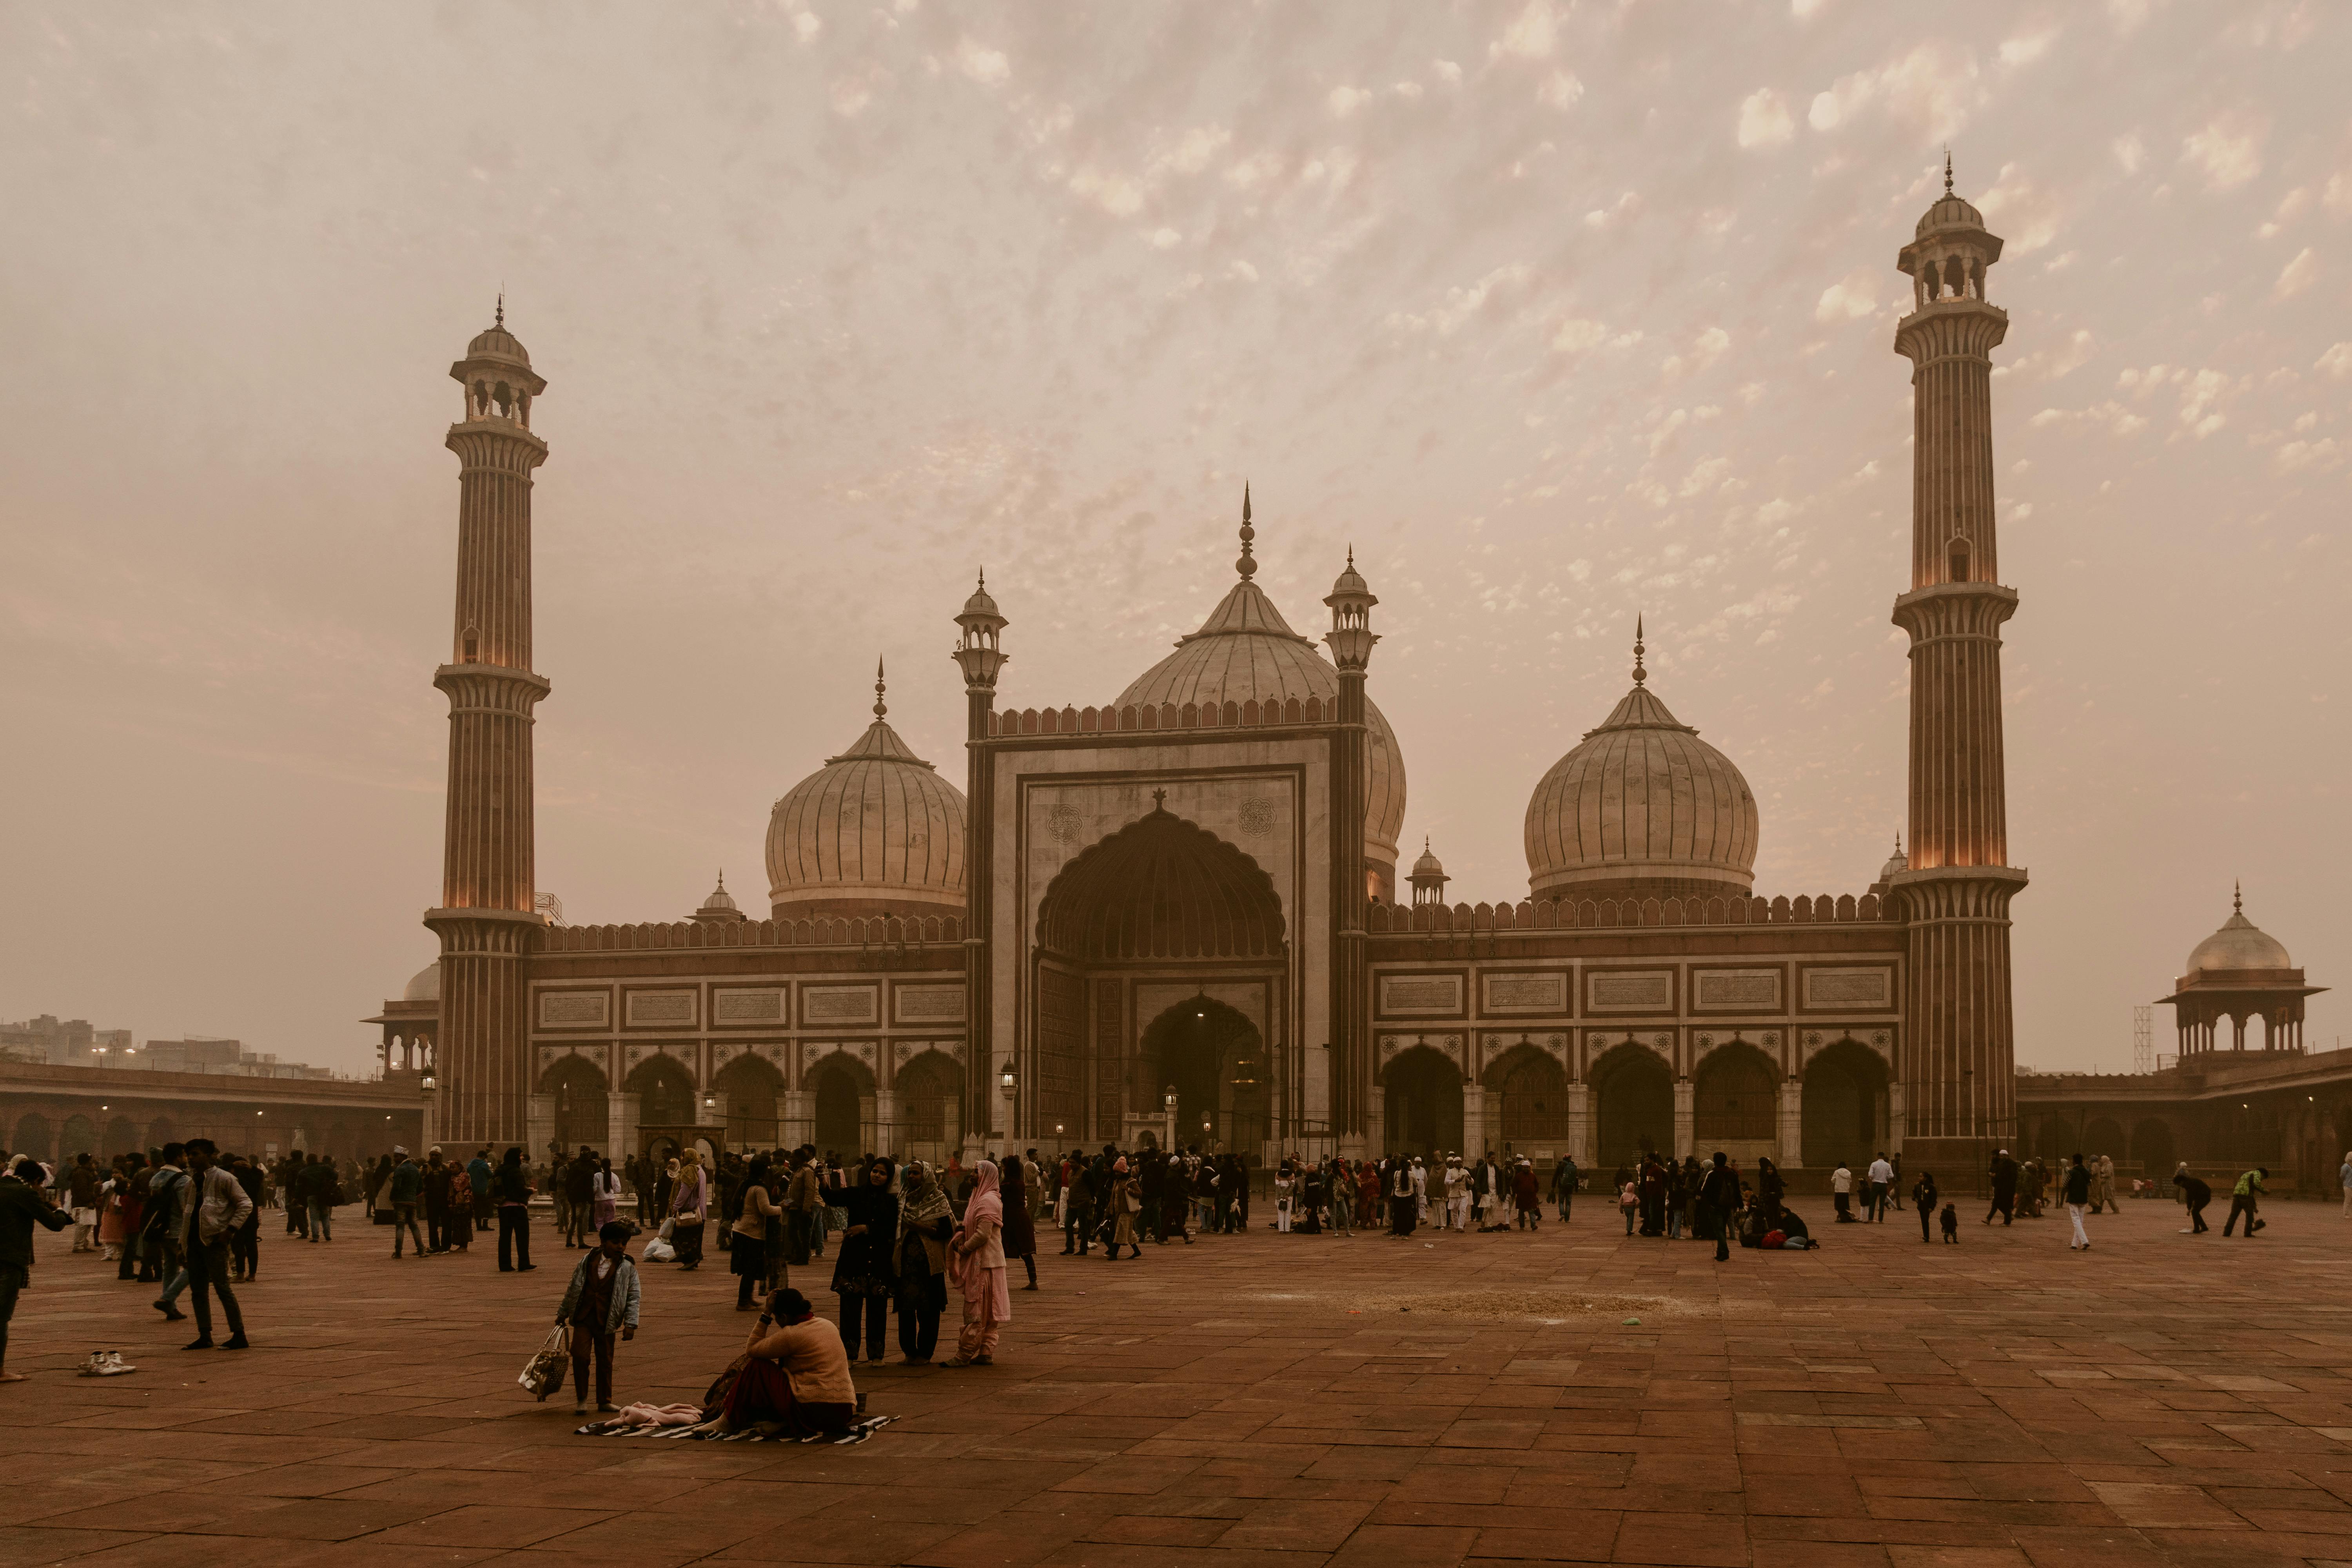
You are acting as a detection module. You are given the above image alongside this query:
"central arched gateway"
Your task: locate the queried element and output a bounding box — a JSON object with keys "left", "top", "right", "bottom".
{"left": 1382, "top": 1045, "right": 1463, "bottom": 1158}
{"left": 1031, "top": 805, "right": 1290, "bottom": 1154}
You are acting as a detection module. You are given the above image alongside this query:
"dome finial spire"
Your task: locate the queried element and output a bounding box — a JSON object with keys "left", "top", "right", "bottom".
{"left": 1632, "top": 614, "right": 1647, "bottom": 686}
{"left": 873, "top": 656, "right": 887, "bottom": 719}
{"left": 495, "top": 289, "right": 504, "bottom": 329}
{"left": 2234, "top": 878, "right": 2242, "bottom": 914}
{"left": 1236, "top": 481, "right": 1256, "bottom": 580}
{"left": 1943, "top": 147, "right": 1954, "bottom": 196}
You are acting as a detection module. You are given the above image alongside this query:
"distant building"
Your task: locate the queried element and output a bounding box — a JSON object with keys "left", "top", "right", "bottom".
{"left": 0, "top": 1016, "right": 132, "bottom": 1066}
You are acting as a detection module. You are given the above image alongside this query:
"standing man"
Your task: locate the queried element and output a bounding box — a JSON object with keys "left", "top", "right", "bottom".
{"left": 66, "top": 1154, "right": 100, "bottom": 1253}
{"left": 1699, "top": 1152, "right": 1740, "bottom": 1264}
{"left": 2062, "top": 1153, "right": 2093, "bottom": 1252}
{"left": 1552, "top": 1155, "right": 1578, "bottom": 1224}
{"left": 564, "top": 1146, "right": 597, "bottom": 1249}
{"left": 177, "top": 1139, "right": 252, "bottom": 1350}
{"left": 388, "top": 1147, "right": 427, "bottom": 1258}
{"left": 1443, "top": 1156, "right": 1470, "bottom": 1232}
{"left": 1865, "top": 1152, "right": 1894, "bottom": 1223}
{"left": 1985, "top": 1149, "right": 2019, "bottom": 1226}
{"left": 2223, "top": 1167, "right": 2268, "bottom": 1238}
{"left": 229, "top": 1153, "right": 264, "bottom": 1281}
{"left": 0, "top": 1153, "right": 74, "bottom": 1381}
{"left": 147, "top": 1145, "right": 192, "bottom": 1323}
{"left": 468, "top": 1149, "right": 495, "bottom": 1233}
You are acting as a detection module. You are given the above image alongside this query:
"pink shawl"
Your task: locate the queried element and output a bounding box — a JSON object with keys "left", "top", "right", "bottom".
{"left": 963, "top": 1158, "right": 1004, "bottom": 1230}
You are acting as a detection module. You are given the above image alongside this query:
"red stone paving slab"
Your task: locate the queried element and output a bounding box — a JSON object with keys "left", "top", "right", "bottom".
{"left": 4, "top": 1201, "right": 2352, "bottom": 1564}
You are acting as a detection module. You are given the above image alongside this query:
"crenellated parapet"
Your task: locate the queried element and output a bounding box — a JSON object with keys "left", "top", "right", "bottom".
{"left": 985, "top": 695, "right": 1335, "bottom": 738}
{"left": 543, "top": 913, "right": 964, "bottom": 953}
{"left": 1367, "top": 891, "right": 1890, "bottom": 936}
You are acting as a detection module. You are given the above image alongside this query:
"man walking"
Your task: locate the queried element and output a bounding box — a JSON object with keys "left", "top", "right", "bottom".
{"left": 1984, "top": 1149, "right": 2019, "bottom": 1225}
{"left": 2223, "top": 1167, "right": 2267, "bottom": 1238}
{"left": 177, "top": 1140, "right": 252, "bottom": 1350}
{"left": 1831, "top": 1161, "right": 1855, "bottom": 1223}
{"left": 1443, "top": 1156, "right": 1470, "bottom": 1232}
{"left": 1699, "top": 1152, "right": 1740, "bottom": 1263}
{"left": 563, "top": 1146, "right": 597, "bottom": 1249}
{"left": 0, "top": 1154, "right": 74, "bottom": 1381}
{"left": 1552, "top": 1156, "right": 1577, "bottom": 1223}
{"left": 2091, "top": 1153, "right": 2116, "bottom": 1214}
{"left": 388, "top": 1147, "right": 428, "bottom": 1258}
{"left": 147, "top": 1145, "right": 193, "bottom": 1323}
{"left": 2062, "top": 1152, "right": 2093, "bottom": 1252}
{"left": 66, "top": 1154, "right": 100, "bottom": 1253}
{"left": 1866, "top": 1152, "right": 1894, "bottom": 1223}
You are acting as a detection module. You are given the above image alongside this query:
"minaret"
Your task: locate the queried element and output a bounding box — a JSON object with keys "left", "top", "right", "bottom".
{"left": 1323, "top": 536, "right": 1378, "bottom": 1149}
{"left": 952, "top": 571, "right": 1008, "bottom": 1139}
{"left": 1886, "top": 161, "right": 2030, "bottom": 1175}
{"left": 425, "top": 301, "right": 552, "bottom": 1149}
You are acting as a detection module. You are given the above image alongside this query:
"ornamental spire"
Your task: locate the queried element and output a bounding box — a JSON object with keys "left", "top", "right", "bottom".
{"left": 495, "top": 290, "right": 505, "bottom": 329}
{"left": 1943, "top": 147, "right": 1953, "bottom": 196}
{"left": 874, "top": 657, "right": 887, "bottom": 719}
{"left": 2234, "top": 878, "right": 2243, "bottom": 915}
{"left": 1632, "top": 615, "right": 1647, "bottom": 686}
{"left": 1236, "top": 481, "right": 1256, "bottom": 581}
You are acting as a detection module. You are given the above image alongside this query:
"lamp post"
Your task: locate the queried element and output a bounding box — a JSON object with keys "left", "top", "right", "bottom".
{"left": 1163, "top": 1084, "right": 1179, "bottom": 1152}
{"left": 421, "top": 1071, "right": 439, "bottom": 1152}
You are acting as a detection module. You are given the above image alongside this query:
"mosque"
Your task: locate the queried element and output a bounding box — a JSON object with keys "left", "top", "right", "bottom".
{"left": 379, "top": 175, "right": 2044, "bottom": 1180}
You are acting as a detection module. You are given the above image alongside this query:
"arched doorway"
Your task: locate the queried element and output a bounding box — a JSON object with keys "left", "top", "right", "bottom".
{"left": 1142, "top": 996, "right": 1269, "bottom": 1153}
{"left": 102, "top": 1116, "right": 139, "bottom": 1158}
{"left": 714, "top": 1053, "right": 784, "bottom": 1150}
{"left": 897, "top": 1051, "right": 964, "bottom": 1165}
{"left": 61, "top": 1114, "right": 98, "bottom": 1160}
{"left": 1486, "top": 1045, "right": 1568, "bottom": 1156}
{"left": 2131, "top": 1118, "right": 2176, "bottom": 1181}
{"left": 1801, "top": 1039, "right": 1887, "bottom": 1169}
{"left": 808, "top": 1054, "right": 871, "bottom": 1158}
{"left": 1035, "top": 805, "right": 1288, "bottom": 1148}
{"left": 1590, "top": 1043, "right": 1671, "bottom": 1170}
{"left": 1694, "top": 1042, "right": 1779, "bottom": 1164}
{"left": 546, "top": 1055, "right": 612, "bottom": 1154}
{"left": 2083, "top": 1117, "right": 2125, "bottom": 1166}
{"left": 1382, "top": 1045, "right": 1464, "bottom": 1158}
{"left": 624, "top": 1053, "right": 696, "bottom": 1156}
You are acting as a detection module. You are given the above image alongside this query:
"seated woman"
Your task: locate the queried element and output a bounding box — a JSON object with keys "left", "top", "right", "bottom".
{"left": 715, "top": 1287, "right": 858, "bottom": 1438}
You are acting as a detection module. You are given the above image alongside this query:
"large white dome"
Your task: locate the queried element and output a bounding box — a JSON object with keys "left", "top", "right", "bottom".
{"left": 2185, "top": 889, "right": 2293, "bottom": 974}
{"left": 765, "top": 675, "right": 966, "bottom": 919}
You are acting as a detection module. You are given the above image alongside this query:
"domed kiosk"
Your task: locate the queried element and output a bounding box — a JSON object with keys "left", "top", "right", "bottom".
{"left": 764, "top": 662, "right": 967, "bottom": 920}
{"left": 2159, "top": 885, "right": 2325, "bottom": 1055}
{"left": 1523, "top": 623, "right": 1758, "bottom": 904}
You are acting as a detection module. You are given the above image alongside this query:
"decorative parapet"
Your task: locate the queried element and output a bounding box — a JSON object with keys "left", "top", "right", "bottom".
{"left": 985, "top": 695, "right": 1332, "bottom": 737}
{"left": 1366, "top": 892, "right": 1889, "bottom": 936}
{"left": 541, "top": 913, "right": 963, "bottom": 953}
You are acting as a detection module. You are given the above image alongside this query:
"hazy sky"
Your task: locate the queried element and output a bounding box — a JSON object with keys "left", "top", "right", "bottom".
{"left": 3, "top": 1, "right": 2346, "bottom": 1076}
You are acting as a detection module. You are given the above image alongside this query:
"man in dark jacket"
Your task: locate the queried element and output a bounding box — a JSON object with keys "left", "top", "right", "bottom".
{"left": 0, "top": 1154, "right": 74, "bottom": 1380}
{"left": 2172, "top": 1165, "right": 2212, "bottom": 1234}
{"left": 1698, "top": 1152, "right": 1741, "bottom": 1263}
{"left": 563, "top": 1148, "right": 597, "bottom": 1249}
{"left": 2062, "top": 1152, "right": 2093, "bottom": 1251}
{"left": 388, "top": 1148, "right": 426, "bottom": 1258}
{"left": 1985, "top": 1150, "right": 2020, "bottom": 1226}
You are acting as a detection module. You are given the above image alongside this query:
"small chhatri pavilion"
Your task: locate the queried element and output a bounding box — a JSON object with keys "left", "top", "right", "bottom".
{"left": 2159, "top": 885, "right": 2327, "bottom": 1055}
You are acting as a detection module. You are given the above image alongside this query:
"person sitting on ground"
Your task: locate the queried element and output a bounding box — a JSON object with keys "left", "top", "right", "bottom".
{"left": 713, "top": 1287, "right": 858, "bottom": 1439}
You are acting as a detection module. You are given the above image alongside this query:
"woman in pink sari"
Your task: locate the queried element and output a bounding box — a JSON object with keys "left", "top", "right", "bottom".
{"left": 943, "top": 1158, "right": 1009, "bottom": 1368}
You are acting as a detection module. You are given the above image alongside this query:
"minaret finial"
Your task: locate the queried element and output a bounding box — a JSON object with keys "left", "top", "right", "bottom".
{"left": 874, "top": 657, "right": 887, "bottom": 719}
{"left": 1236, "top": 481, "right": 1256, "bottom": 581}
{"left": 716, "top": 869, "right": 726, "bottom": 892}
{"left": 2234, "top": 878, "right": 2242, "bottom": 914}
{"left": 495, "top": 290, "right": 505, "bottom": 329}
{"left": 1632, "top": 614, "right": 1646, "bottom": 686}
{"left": 1943, "top": 147, "right": 1953, "bottom": 196}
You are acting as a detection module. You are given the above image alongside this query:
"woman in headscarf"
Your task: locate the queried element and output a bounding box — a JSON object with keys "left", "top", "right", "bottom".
{"left": 895, "top": 1161, "right": 953, "bottom": 1363}
{"left": 592, "top": 1156, "right": 621, "bottom": 1230}
{"left": 832, "top": 1156, "right": 898, "bottom": 1367}
{"left": 997, "top": 1151, "right": 1040, "bottom": 1288}
{"left": 655, "top": 1155, "right": 677, "bottom": 1229}
{"left": 1107, "top": 1157, "right": 1140, "bottom": 1260}
{"left": 943, "top": 1158, "right": 1011, "bottom": 1367}
{"left": 1357, "top": 1158, "right": 1383, "bottom": 1236}
{"left": 731, "top": 1156, "right": 783, "bottom": 1310}
{"left": 671, "top": 1149, "right": 709, "bottom": 1270}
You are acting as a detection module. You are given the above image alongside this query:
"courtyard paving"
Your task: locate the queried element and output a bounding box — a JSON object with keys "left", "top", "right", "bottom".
{"left": 5, "top": 1194, "right": 2352, "bottom": 1566}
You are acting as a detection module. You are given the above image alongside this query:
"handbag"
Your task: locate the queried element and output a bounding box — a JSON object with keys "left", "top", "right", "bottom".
{"left": 518, "top": 1324, "right": 570, "bottom": 1400}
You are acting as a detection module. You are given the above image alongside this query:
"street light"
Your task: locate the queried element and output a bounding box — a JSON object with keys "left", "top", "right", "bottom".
{"left": 1000, "top": 1065, "right": 1017, "bottom": 1097}
{"left": 1164, "top": 1085, "right": 1179, "bottom": 1113}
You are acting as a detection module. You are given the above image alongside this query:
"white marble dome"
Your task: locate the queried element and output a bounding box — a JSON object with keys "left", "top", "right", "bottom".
{"left": 402, "top": 962, "right": 441, "bottom": 1003}
{"left": 2185, "top": 890, "right": 2293, "bottom": 974}
{"left": 1118, "top": 577, "right": 1407, "bottom": 883}
{"left": 765, "top": 677, "right": 967, "bottom": 919}
{"left": 1524, "top": 661, "right": 1758, "bottom": 902}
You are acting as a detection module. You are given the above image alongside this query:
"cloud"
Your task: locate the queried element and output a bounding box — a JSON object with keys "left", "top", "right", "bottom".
{"left": 2111, "top": 133, "right": 2144, "bottom": 174}
{"left": 1998, "top": 28, "right": 2058, "bottom": 69}
{"left": 2318, "top": 343, "right": 2352, "bottom": 381}
{"left": 953, "top": 37, "right": 1010, "bottom": 85}
{"left": 1808, "top": 42, "right": 1980, "bottom": 145}
{"left": 1328, "top": 85, "right": 1373, "bottom": 118}
{"left": 1384, "top": 263, "right": 1534, "bottom": 338}
{"left": 1149, "top": 227, "right": 1181, "bottom": 250}
{"left": 2029, "top": 402, "right": 2149, "bottom": 437}
{"left": 1976, "top": 162, "right": 2065, "bottom": 255}
{"left": 1493, "top": 0, "right": 1557, "bottom": 60}
{"left": 1815, "top": 266, "right": 1879, "bottom": 321}
{"left": 1432, "top": 59, "right": 1462, "bottom": 85}
{"left": 1539, "top": 70, "right": 1584, "bottom": 109}
{"left": 1738, "top": 89, "right": 1795, "bottom": 149}
{"left": 2274, "top": 247, "right": 2319, "bottom": 300}
{"left": 2181, "top": 113, "right": 2266, "bottom": 190}
{"left": 2274, "top": 438, "right": 2339, "bottom": 474}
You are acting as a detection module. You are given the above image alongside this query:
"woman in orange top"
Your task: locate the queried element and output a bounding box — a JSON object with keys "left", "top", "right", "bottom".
{"left": 719, "top": 1287, "right": 857, "bottom": 1437}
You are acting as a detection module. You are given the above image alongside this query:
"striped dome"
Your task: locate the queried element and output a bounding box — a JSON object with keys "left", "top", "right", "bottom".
{"left": 764, "top": 693, "right": 966, "bottom": 919}
{"left": 1524, "top": 679, "right": 1758, "bottom": 902}
{"left": 1118, "top": 579, "right": 1406, "bottom": 877}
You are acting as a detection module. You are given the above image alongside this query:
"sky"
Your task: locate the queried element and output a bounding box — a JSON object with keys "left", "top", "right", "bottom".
{"left": 2, "top": 0, "right": 2346, "bottom": 1078}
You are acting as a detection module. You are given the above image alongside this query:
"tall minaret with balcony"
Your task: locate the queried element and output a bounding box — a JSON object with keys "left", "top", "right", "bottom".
{"left": 952, "top": 572, "right": 1008, "bottom": 1139}
{"left": 426, "top": 302, "right": 552, "bottom": 1147}
{"left": 1886, "top": 161, "right": 2030, "bottom": 1173}
{"left": 1323, "top": 541, "right": 1377, "bottom": 1147}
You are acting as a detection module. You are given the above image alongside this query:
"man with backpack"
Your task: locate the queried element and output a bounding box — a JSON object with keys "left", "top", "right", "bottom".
{"left": 146, "top": 1145, "right": 193, "bottom": 1322}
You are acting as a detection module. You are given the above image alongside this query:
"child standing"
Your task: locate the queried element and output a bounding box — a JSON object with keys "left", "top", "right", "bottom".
{"left": 557, "top": 1221, "right": 641, "bottom": 1416}
{"left": 1619, "top": 1180, "right": 1639, "bottom": 1236}
{"left": 1939, "top": 1203, "right": 1959, "bottom": 1243}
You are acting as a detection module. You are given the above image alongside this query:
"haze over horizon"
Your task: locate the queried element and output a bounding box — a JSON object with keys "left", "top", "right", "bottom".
{"left": 2, "top": 1, "right": 2346, "bottom": 1076}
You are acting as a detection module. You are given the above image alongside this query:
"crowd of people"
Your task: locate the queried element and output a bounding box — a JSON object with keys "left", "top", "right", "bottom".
{"left": 0, "top": 1131, "right": 2318, "bottom": 1399}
